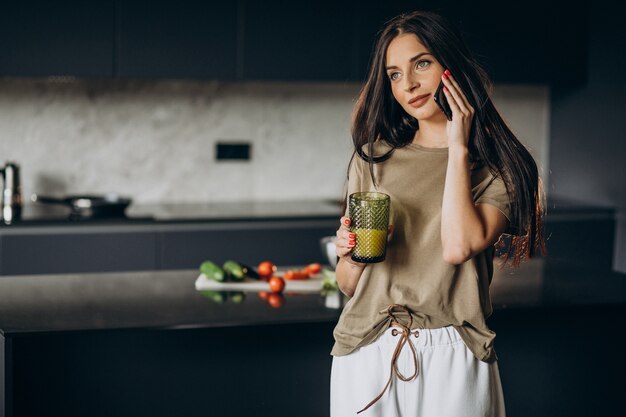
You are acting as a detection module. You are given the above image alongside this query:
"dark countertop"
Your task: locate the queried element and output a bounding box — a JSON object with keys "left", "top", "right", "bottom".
{"left": 0, "top": 196, "right": 616, "bottom": 228}
{"left": 1, "top": 258, "right": 624, "bottom": 336}
{"left": 1, "top": 200, "right": 341, "bottom": 227}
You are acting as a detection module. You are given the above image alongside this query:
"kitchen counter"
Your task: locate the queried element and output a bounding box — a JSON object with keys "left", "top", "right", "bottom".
{"left": 2, "top": 258, "right": 624, "bottom": 417}
{"left": 0, "top": 195, "right": 619, "bottom": 278}
{"left": 1, "top": 199, "right": 341, "bottom": 227}
{"left": 1, "top": 196, "right": 615, "bottom": 227}
{"left": 1, "top": 257, "right": 624, "bottom": 335}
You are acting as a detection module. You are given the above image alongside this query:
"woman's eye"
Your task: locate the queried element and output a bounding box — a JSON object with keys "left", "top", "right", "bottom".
{"left": 388, "top": 60, "right": 430, "bottom": 80}
{"left": 415, "top": 60, "right": 431, "bottom": 70}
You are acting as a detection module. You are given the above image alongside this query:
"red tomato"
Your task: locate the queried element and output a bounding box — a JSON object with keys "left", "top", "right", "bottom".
{"left": 268, "top": 276, "right": 286, "bottom": 293}
{"left": 297, "top": 269, "right": 310, "bottom": 280}
{"left": 257, "top": 261, "right": 276, "bottom": 278}
{"left": 306, "top": 263, "right": 322, "bottom": 275}
{"left": 285, "top": 270, "right": 308, "bottom": 280}
{"left": 267, "top": 292, "right": 285, "bottom": 308}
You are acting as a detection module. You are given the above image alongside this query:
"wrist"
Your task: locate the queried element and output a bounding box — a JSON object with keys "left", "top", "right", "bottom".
{"left": 339, "top": 255, "right": 366, "bottom": 269}
{"left": 448, "top": 144, "right": 469, "bottom": 165}
{"left": 448, "top": 143, "right": 469, "bottom": 155}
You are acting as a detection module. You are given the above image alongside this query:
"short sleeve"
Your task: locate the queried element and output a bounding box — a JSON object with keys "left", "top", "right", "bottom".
{"left": 474, "top": 172, "right": 512, "bottom": 224}
{"left": 344, "top": 155, "right": 364, "bottom": 217}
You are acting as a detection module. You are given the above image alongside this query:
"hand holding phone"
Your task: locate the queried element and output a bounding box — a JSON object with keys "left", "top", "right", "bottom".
{"left": 433, "top": 79, "right": 452, "bottom": 121}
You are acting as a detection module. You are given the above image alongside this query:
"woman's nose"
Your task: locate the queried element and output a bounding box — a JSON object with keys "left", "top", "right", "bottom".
{"left": 403, "top": 74, "right": 419, "bottom": 92}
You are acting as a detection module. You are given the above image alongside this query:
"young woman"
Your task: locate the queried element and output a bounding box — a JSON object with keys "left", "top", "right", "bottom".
{"left": 330, "top": 10, "right": 546, "bottom": 417}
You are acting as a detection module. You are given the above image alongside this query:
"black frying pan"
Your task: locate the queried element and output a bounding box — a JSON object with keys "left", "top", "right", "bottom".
{"left": 31, "top": 193, "right": 132, "bottom": 218}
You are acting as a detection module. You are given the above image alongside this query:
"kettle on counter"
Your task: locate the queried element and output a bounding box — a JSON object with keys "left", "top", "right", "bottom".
{"left": 1, "top": 161, "right": 23, "bottom": 224}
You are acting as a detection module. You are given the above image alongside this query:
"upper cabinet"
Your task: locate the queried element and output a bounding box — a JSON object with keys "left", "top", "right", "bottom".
{"left": 0, "top": 1, "right": 114, "bottom": 77}
{"left": 240, "top": 0, "right": 356, "bottom": 81}
{"left": 356, "top": 0, "right": 587, "bottom": 86}
{"left": 445, "top": 1, "right": 587, "bottom": 87}
{"left": 0, "top": 0, "right": 587, "bottom": 86}
{"left": 116, "top": 1, "right": 237, "bottom": 79}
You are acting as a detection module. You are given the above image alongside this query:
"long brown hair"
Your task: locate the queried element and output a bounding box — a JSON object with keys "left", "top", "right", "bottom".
{"left": 343, "top": 10, "right": 546, "bottom": 267}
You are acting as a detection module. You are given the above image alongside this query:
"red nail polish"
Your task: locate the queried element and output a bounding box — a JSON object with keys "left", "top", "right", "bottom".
{"left": 349, "top": 240, "right": 355, "bottom": 245}
{"left": 444, "top": 69, "right": 451, "bottom": 76}
{"left": 443, "top": 86, "right": 448, "bottom": 92}
{"left": 344, "top": 219, "right": 350, "bottom": 225}
{"left": 349, "top": 234, "right": 355, "bottom": 238}
{"left": 442, "top": 73, "right": 448, "bottom": 80}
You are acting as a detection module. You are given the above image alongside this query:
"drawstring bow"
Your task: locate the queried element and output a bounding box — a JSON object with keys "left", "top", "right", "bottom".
{"left": 356, "top": 304, "right": 420, "bottom": 414}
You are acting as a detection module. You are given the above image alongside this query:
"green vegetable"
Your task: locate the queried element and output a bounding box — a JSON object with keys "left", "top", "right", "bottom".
{"left": 223, "top": 260, "right": 246, "bottom": 282}
{"left": 200, "top": 260, "right": 226, "bottom": 282}
{"left": 321, "top": 268, "right": 339, "bottom": 296}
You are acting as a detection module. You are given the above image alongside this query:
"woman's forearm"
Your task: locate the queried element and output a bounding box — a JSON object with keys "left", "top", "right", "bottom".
{"left": 335, "top": 257, "right": 366, "bottom": 297}
{"left": 441, "top": 144, "right": 485, "bottom": 264}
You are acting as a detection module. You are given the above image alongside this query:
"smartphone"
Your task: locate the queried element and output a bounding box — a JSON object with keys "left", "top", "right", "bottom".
{"left": 433, "top": 80, "right": 453, "bottom": 121}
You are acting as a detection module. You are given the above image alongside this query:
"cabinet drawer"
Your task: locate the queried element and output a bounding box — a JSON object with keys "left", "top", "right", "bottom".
{"left": 0, "top": 231, "right": 157, "bottom": 275}
{"left": 158, "top": 220, "right": 337, "bottom": 269}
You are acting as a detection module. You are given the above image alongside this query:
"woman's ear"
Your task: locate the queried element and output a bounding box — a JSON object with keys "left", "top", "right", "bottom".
{"left": 387, "top": 224, "right": 394, "bottom": 243}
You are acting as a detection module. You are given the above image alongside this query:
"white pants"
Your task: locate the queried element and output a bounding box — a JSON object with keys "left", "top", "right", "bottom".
{"left": 330, "top": 325, "right": 506, "bottom": 417}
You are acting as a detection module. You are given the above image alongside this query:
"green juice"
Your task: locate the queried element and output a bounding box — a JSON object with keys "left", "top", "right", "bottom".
{"left": 352, "top": 228, "right": 388, "bottom": 262}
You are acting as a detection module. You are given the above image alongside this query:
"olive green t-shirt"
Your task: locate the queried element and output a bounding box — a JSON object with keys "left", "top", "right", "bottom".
{"left": 330, "top": 140, "right": 511, "bottom": 363}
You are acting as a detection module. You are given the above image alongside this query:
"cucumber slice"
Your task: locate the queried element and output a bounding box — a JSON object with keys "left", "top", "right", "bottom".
{"left": 223, "top": 260, "right": 245, "bottom": 281}
{"left": 200, "top": 260, "right": 226, "bottom": 282}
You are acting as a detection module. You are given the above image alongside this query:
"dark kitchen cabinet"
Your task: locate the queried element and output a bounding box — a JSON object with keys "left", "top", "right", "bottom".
{"left": 7, "top": 322, "right": 340, "bottom": 417}
{"left": 543, "top": 216, "right": 616, "bottom": 270}
{"left": 0, "top": 1, "right": 114, "bottom": 77}
{"left": 0, "top": 218, "right": 337, "bottom": 275}
{"left": 158, "top": 220, "right": 336, "bottom": 269}
{"left": 447, "top": 1, "right": 587, "bottom": 87}
{"left": 116, "top": 0, "right": 238, "bottom": 79}
{"left": 0, "top": 0, "right": 586, "bottom": 85}
{"left": 0, "top": 231, "right": 157, "bottom": 275}
{"left": 240, "top": 0, "right": 357, "bottom": 81}
{"left": 355, "top": 0, "right": 587, "bottom": 86}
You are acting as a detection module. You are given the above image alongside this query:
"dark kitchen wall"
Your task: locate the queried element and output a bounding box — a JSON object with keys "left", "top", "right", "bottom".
{"left": 548, "top": 5, "right": 626, "bottom": 272}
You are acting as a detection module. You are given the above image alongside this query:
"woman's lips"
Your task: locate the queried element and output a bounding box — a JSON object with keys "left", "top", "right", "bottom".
{"left": 408, "top": 94, "right": 430, "bottom": 108}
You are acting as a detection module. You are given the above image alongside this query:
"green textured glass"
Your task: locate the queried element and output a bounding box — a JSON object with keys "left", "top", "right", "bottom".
{"left": 349, "top": 192, "right": 390, "bottom": 263}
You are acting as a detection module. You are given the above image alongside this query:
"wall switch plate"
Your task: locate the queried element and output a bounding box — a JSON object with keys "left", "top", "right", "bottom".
{"left": 216, "top": 142, "right": 251, "bottom": 161}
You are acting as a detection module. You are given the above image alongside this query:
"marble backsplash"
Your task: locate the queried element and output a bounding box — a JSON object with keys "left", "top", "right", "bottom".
{"left": 0, "top": 78, "right": 549, "bottom": 203}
